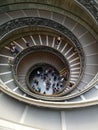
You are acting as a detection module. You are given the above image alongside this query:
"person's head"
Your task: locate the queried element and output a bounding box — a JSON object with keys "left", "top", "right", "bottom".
{"left": 8, "top": 57, "right": 11, "bottom": 60}
{"left": 11, "top": 43, "right": 14, "bottom": 45}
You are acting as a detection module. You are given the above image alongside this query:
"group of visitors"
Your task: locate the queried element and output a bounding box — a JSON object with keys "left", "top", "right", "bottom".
{"left": 9, "top": 41, "right": 31, "bottom": 56}
{"left": 10, "top": 43, "right": 19, "bottom": 56}
{"left": 29, "top": 65, "right": 66, "bottom": 95}
{"left": 9, "top": 35, "right": 62, "bottom": 56}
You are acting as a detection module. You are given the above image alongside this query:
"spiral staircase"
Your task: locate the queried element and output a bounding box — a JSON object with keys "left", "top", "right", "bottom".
{"left": 0, "top": 0, "right": 98, "bottom": 130}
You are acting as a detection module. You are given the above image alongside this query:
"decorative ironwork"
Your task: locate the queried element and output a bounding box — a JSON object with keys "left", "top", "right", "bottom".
{"left": 13, "top": 45, "right": 70, "bottom": 71}
{"left": 76, "top": 0, "right": 98, "bottom": 21}
{"left": 0, "top": 17, "right": 84, "bottom": 73}
{"left": 0, "top": 17, "right": 85, "bottom": 101}
{"left": 0, "top": 17, "right": 83, "bottom": 52}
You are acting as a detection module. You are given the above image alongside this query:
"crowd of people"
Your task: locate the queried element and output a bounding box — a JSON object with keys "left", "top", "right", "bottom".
{"left": 29, "top": 65, "right": 67, "bottom": 95}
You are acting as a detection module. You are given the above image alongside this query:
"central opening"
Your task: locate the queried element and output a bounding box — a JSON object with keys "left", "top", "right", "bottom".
{"left": 27, "top": 63, "right": 68, "bottom": 95}
{"left": 16, "top": 45, "right": 70, "bottom": 97}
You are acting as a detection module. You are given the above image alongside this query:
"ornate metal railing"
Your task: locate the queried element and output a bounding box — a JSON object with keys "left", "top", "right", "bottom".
{"left": 0, "top": 17, "right": 84, "bottom": 58}
{"left": 12, "top": 46, "right": 71, "bottom": 99}
{"left": 76, "top": 0, "right": 98, "bottom": 22}
{"left": 1, "top": 73, "right": 98, "bottom": 108}
{"left": 0, "top": 17, "right": 85, "bottom": 94}
{"left": 11, "top": 45, "right": 98, "bottom": 101}
{"left": 13, "top": 45, "right": 70, "bottom": 71}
